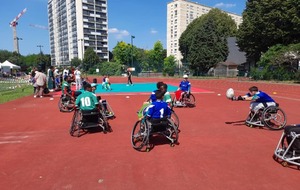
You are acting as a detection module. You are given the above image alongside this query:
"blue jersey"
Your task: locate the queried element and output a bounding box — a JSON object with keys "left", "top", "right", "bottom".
{"left": 146, "top": 100, "right": 171, "bottom": 119}
{"left": 179, "top": 80, "right": 191, "bottom": 92}
{"left": 246, "top": 91, "right": 275, "bottom": 103}
{"left": 149, "top": 89, "right": 158, "bottom": 102}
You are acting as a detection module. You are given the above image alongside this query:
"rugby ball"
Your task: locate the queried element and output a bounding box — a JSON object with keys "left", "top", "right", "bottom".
{"left": 226, "top": 88, "right": 234, "bottom": 99}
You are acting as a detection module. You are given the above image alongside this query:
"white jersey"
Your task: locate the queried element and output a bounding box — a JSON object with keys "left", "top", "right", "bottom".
{"left": 74, "top": 70, "right": 81, "bottom": 79}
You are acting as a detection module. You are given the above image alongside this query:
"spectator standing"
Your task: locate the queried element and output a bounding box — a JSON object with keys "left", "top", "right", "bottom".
{"left": 74, "top": 67, "right": 81, "bottom": 90}
{"left": 127, "top": 70, "right": 133, "bottom": 86}
{"left": 47, "top": 66, "right": 55, "bottom": 92}
{"left": 34, "top": 68, "right": 47, "bottom": 98}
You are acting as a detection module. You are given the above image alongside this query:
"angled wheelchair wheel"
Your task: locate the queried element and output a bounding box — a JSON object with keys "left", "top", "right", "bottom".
{"left": 69, "top": 109, "right": 82, "bottom": 137}
{"left": 262, "top": 106, "right": 287, "bottom": 130}
{"left": 131, "top": 120, "right": 149, "bottom": 151}
{"left": 170, "top": 110, "right": 180, "bottom": 129}
{"left": 166, "top": 119, "right": 179, "bottom": 146}
{"left": 183, "top": 93, "right": 196, "bottom": 107}
{"left": 58, "top": 97, "right": 75, "bottom": 112}
{"left": 98, "top": 110, "right": 108, "bottom": 133}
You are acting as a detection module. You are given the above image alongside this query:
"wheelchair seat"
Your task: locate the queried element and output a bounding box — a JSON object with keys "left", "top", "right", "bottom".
{"left": 81, "top": 109, "right": 100, "bottom": 128}
{"left": 149, "top": 118, "right": 169, "bottom": 132}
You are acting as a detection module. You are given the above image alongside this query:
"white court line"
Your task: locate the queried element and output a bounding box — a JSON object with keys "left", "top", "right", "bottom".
{"left": 0, "top": 135, "right": 29, "bottom": 140}
{"left": 0, "top": 141, "right": 22, "bottom": 144}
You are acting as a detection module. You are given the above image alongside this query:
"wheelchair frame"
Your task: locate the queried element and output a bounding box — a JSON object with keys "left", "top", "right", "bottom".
{"left": 172, "top": 92, "right": 196, "bottom": 108}
{"left": 69, "top": 108, "right": 108, "bottom": 137}
{"left": 131, "top": 118, "right": 179, "bottom": 152}
{"left": 99, "top": 100, "right": 115, "bottom": 119}
{"left": 273, "top": 125, "right": 300, "bottom": 169}
{"left": 245, "top": 105, "right": 286, "bottom": 130}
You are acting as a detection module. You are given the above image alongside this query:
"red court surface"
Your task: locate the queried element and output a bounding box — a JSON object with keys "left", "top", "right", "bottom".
{"left": 1, "top": 77, "right": 300, "bottom": 190}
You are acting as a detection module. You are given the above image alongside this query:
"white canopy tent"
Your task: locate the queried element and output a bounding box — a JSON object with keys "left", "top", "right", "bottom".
{"left": 0, "top": 60, "right": 21, "bottom": 74}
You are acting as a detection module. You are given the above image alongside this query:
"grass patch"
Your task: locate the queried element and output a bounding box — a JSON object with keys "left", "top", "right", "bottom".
{"left": 0, "top": 85, "right": 34, "bottom": 104}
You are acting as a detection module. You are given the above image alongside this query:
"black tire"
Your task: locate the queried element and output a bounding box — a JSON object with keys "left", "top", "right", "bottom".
{"left": 262, "top": 106, "right": 286, "bottom": 130}
{"left": 58, "top": 97, "right": 74, "bottom": 112}
{"left": 171, "top": 110, "right": 179, "bottom": 129}
{"left": 69, "top": 110, "right": 81, "bottom": 136}
{"left": 131, "top": 120, "right": 149, "bottom": 151}
{"left": 183, "top": 93, "right": 196, "bottom": 107}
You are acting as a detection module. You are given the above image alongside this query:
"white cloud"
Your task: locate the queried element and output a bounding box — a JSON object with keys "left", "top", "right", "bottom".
{"left": 150, "top": 28, "right": 158, "bottom": 34}
{"left": 214, "top": 2, "right": 236, "bottom": 8}
{"left": 108, "top": 28, "right": 130, "bottom": 39}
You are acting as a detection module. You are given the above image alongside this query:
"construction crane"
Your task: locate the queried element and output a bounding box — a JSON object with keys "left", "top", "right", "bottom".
{"left": 9, "top": 8, "right": 27, "bottom": 54}
{"left": 29, "top": 24, "right": 48, "bottom": 30}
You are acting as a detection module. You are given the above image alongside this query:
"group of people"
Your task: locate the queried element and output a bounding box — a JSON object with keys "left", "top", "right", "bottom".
{"left": 138, "top": 75, "right": 192, "bottom": 121}
{"left": 61, "top": 75, "right": 108, "bottom": 113}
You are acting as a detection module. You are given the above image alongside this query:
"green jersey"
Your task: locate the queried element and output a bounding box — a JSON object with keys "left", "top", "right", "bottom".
{"left": 163, "top": 91, "right": 172, "bottom": 103}
{"left": 61, "top": 81, "right": 70, "bottom": 95}
{"left": 75, "top": 91, "right": 99, "bottom": 111}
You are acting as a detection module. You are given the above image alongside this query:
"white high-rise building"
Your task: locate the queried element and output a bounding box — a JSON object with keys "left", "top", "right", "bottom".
{"left": 167, "top": 0, "right": 243, "bottom": 66}
{"left": 48, "top": 0, "right": 108, "bottom": 66}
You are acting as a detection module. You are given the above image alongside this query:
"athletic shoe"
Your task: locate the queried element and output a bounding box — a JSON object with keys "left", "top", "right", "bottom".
{"left": 40, "top": 96, "right": 43, "bottom": 98}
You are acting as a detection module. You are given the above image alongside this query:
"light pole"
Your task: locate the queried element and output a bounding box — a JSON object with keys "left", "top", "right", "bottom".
{"left": 37, "top": 45, "right": 43, "bottom": 54}
{"left": 131, "top": 35, "right": 135, "bottom": 67}
{"left": 78, "top": 39, "right": 84, "bottom": 60}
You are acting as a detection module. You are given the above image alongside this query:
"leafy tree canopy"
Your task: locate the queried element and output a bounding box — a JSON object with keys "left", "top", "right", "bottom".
{"left": 179, "top": 8, "right": 235, "bottom": 74}
{"left": 237, "top": 0, "right": 300, "bottom": 62}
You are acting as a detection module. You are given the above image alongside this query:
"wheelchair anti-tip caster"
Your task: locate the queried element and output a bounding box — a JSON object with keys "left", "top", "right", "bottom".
{"left": 170, "top": 143, "right": 175, "bottom": 147}
{"left": 282, "top": 162, "right": 288, "bottom": 167}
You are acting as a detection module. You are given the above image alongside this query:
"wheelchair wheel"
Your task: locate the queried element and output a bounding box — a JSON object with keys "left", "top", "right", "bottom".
{"left": 170, "top": 110, "right": 180, "bottom": 129}
{"left": 166, "top": 119, "right": 179, "bottom": 145}
{"left": 183, "top": 93, "right": 196, "bottom": 107}
{"left": 98, "top": 110, "right": 108, "bottom": 132}
{"left": 69, "top": 109, "right": 82, "bottom": 137}
{"left": 131, "top": 120, "right": 149, "bottom": 151}
{"left": 262, "top": 106, "right": 287, "bottom": 130}
{"left": 58, "top": 97, "right": 75, "bottom": 112}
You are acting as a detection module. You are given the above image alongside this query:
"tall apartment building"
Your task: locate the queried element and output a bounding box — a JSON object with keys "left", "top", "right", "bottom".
{"left": 48, "top": 0, "right": 108, "bottom": 66}
{"left": 167, "top": 0, "right": 243, "bottom": 66}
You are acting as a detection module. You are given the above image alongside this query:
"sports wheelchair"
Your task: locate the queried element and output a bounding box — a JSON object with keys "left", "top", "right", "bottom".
{"left": 137, "top": 102, "right": 179, "bottom": 130}
{"left": 273, "top": 125, "right": 300, "bottom": 169}
{"left": 245, "top": 103, "right": 287, "bottom": 130}
{"left": 69, "top": 108, "right": 109, "bottom": 137}
{"left": 172, "top": 91, "right": 196, "bottom": 108}
{"left": 131, "top": 117, "right": 179, "bottom": 152}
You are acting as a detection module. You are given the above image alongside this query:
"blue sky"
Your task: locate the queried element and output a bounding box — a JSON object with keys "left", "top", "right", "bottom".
{"left": 0, "top": 0, "right": 246, "bottom": 55}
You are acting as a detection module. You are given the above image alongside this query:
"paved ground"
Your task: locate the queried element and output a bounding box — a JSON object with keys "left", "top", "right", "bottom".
{"left": 1, "top": 77, "right": 300, "bottom": 190}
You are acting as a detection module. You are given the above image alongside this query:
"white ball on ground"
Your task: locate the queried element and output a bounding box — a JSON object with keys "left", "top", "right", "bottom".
{"left": 126, "top": 96, "right": 130, "bottom": 98}
{"left": 217, "top": 94, "right": 221, "bottom": 96}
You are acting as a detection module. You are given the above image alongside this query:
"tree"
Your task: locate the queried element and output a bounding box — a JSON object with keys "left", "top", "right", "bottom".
{"left": 179, "top": 9, "right": 234, "bottom": 74}
{"left": 112, "top": 41, "right": 131, "bottom": 66}
{"left": 70, "top": 57, "right": 82, "bottom": 68}
{"left": 163, "top": 55, "right": 177, "bottom": 76}
{"left": 179, "top": 8, "right": 236, "bottom": 74}
{"left": 237, "top": 0, "right": 300, "bottom": 63}
{"left": 148, "top": 41, "right": 165, "bottom": 72}
{"left": 83, "top": 47, "right": 100, "bottom": 71}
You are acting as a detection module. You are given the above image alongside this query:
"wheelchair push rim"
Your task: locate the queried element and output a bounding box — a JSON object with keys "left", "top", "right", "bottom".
{"left": 262, "top": 106, "right": 287, "bottom": 130}
{"left": 131, "top": 120, "right": 149, "bottom": 151}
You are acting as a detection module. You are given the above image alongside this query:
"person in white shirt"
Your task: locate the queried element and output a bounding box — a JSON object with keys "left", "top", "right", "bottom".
{"left": 74, "top": 68, "right": 81, "bottom": 90}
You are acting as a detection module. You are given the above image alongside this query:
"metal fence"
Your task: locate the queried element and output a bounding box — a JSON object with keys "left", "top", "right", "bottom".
{"left": 0, "top": 77, "right": 31, "bottom": 92}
